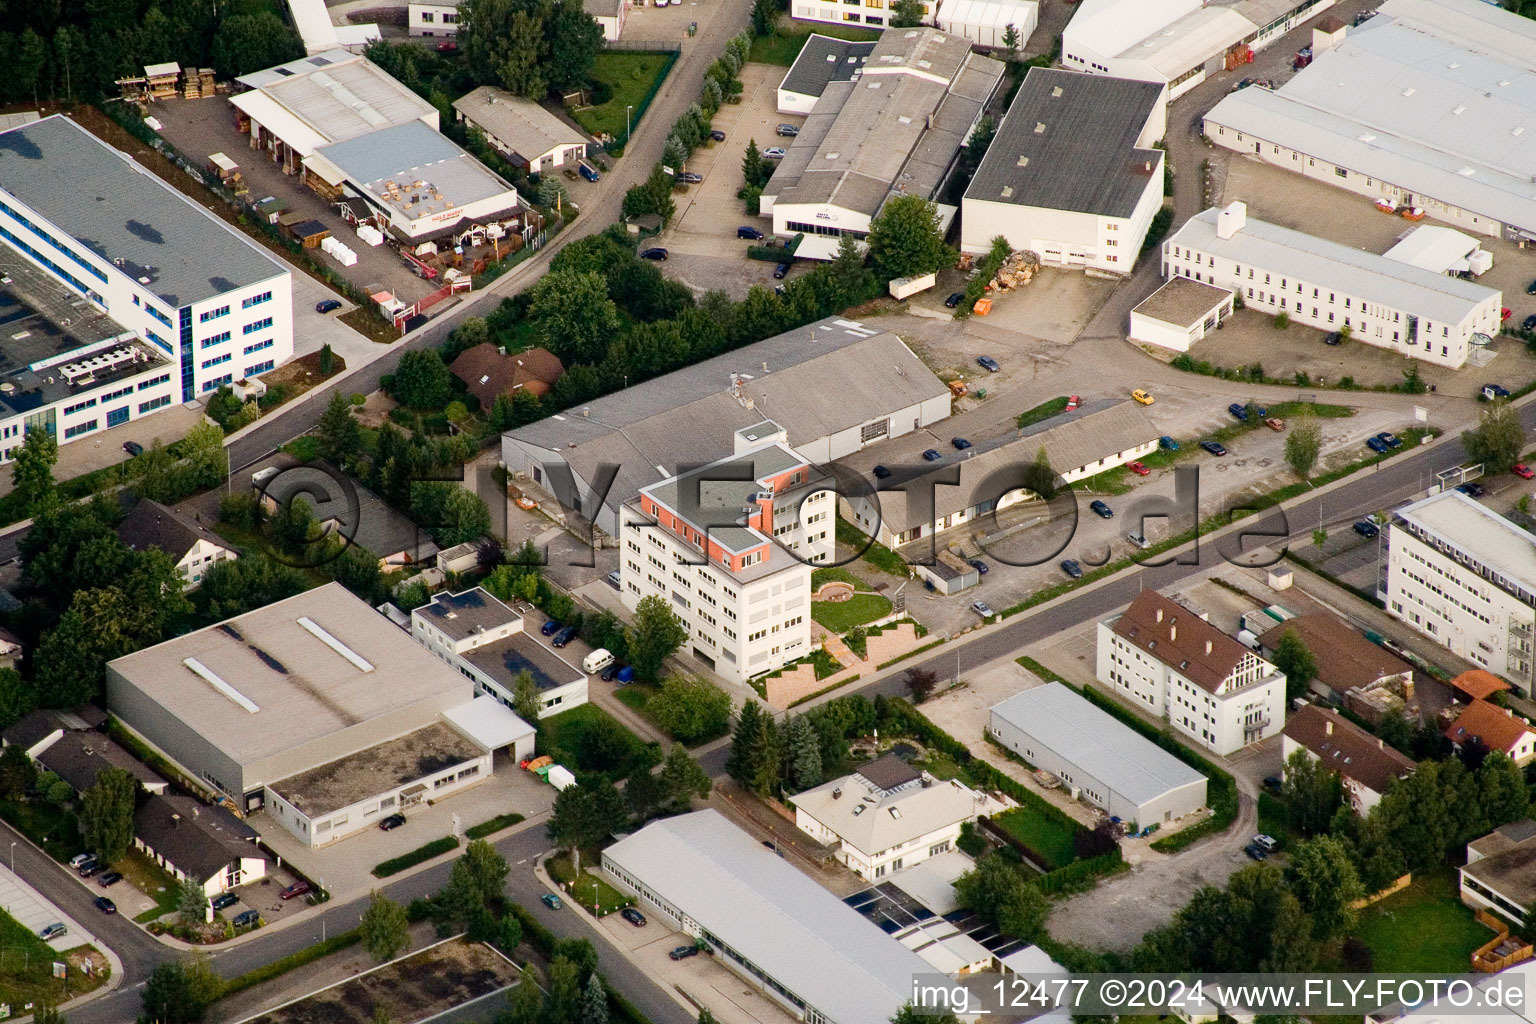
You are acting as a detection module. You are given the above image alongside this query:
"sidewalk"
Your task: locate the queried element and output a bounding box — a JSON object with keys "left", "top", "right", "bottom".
{"left": 0, "top": 860, "right": 124, "bottom": 1012}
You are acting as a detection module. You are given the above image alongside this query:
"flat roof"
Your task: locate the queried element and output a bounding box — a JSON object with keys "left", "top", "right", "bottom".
{"left": 1464, "top": 825, "right": 1536, "bottom": 910}
{"left": 269, "top": 721, "right": 482, "bottom": 817}
{"left": 989, "top": 682, "right": 1207, "bottom": 806}
{"left": 779, "top": 35, "right": 876, "bottom": 99}
{"left": 604, "top": 810, "right": 930, "bottom": 1024}
{"left": 107, "top": 583, "right": 468, "bottom": 768}
{"left": 415, "top": 588, "right": 520, "bottom": 643}
{"left": 1168, "top": 205, "right": 1500, "bottom": 325}
{"left": 1394, "top": 489, "right": 1536, "bottom": 603}
{"left": 1132, "top": 277, "right": 1234, "bottom": 327}
{"left": 462, "top": 632, "right": 584, "bottom": 692}
{"left": 0, "top": 115, "right": 288, "bottom": 307}
{"left": 442, "top": 696, "right": 535, "bottom": 750}
{"left": 1383, "top": 225, "right": 1482, "bottom": 274}
{"left": 236, "top": 51, "right": 437, "bottom": 144}
{"left": 452, "top": 87, "right": 587, "bottom": 159}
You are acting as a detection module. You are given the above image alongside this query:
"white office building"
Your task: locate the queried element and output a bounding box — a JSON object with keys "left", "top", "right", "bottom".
{"left": 620, "top": 429, "right": 829, "bottom": 685}
{"left": 1063, "top": 0, "right": 1336, "bottom": 102}
{"left": 1201, "top": 0, "right": 1536, "bottom": 242}
{"left": 1164, "top": 202, "right": 1503, "bottom": 368}
{"left": 789, "top": 0, "right": 935, "bottom": 34}
{"left": 0, "top": 115, "right": 292, "bottom": 455}
{"left": 1097, "top": 591, "right": 1286, "bottom": 756}
{"left": 960, "top": 69, "right": 1166, "bottom": 270}
{"left": 408, "top": 0, "right": 461, "bottom": 35}
{"left": 1386, "top": 490, "right": 1536, "bottom": 695}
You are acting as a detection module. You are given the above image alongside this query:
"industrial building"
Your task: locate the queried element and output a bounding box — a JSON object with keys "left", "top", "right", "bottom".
{"left": 1386, "top": 490, "right": 1536, "bottom": 695}
{"left": 0, "top": 115, "right": 293, "bottom": 447}
{"left": 961, "top": 69, "right": 1166, "bottom": 271}
{"left": 1201, "top": 0, "right": 1536, "bottom": 242}
{"left": 1096, "top": 591, "right": 1286, "bottom": 756}
{"left": 602, "top": 809, "right": 933, "bottom": 1024}
{"left": 1163, "top": 202, "right": 1503, "bottom": 368}
{"left": 987, "top": 682, "right": 1208, "bottom": 825}
{"left": 938, "top": 0, "right": 1038, "bottom": 49}
{"left": 1282, "top": 705, "right": 1415, "bottom": 814}
{"left": 761, "top": 29, "right": 1006, "bottom": 260}
{"left": 452, "top": 87, "right": 590, "bottom": 172}
{"left": 106, "top": 584, "right": 525, "bottom": 848}
{"left": 501, "top": 316, "right": 951, "bottom": 538}
{"left": 619, "top": 433, "right": 829, "bottom": 684}
{"left": 776, "top": 36, "right": 877, "bottom": 116}
{"left": 1063, "top": 0, "right": 1337, "bottom": 102}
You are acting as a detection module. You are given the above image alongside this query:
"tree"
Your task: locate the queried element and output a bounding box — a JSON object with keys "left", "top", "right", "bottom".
{"left": 1272, "top": 629, "right": 1317, "bottom": 702}
{"left": 954, "top": 853, "right": 1050, "bottom": 940}
{"left": 1479, "top": 751, "right": 1530, "bottom": 827}
{"left": 783, "top": 714, "right": 823, "bottom": 791}
{"left": 502, "top": 962, "right": 545, "bottom": 1024}
{"left": 0, "top": 669, "right": 32, "bottom": 734}
{"left": 530, "top": 269, "right": 622, "bottom": 365}
{"left": 361, "top": 891, "right": 411, "bottom": 963}
{"left": 511, "top": 670, "right": 543, "bottom": 726}
{"left": 81, "top": 767, "right": 138, "bottom": 864}
{"left": 1400, "top": 362, "right": 1427, "bottom": 395}
{"left": 548, "top": 0, "right": 604, "bottom": 92}
{"left": 890, "top": 0, "right": 925, "bottom": 26}
{"left": 659, "top": 743, "right": 712, "bottom": 810}
{"left": 209, "top": 12, "right": 304, "bottom": 79}
{"left": 624, "top": 595, "right": 687, "bottom": 684}
{"left": 391, "top": 350, "right": 455, "bottom": 409}
{"left": 826, "top": 233, "right": 876, "bottom": 306}
{"left": 904, "top": 666, "right": 938, "bottom": 703}
{"left": 1284, "top": 417, "right": 1322, "bottom": 478}
{"left": 1002, "top": 22, "right": 1021, "bottom": 55}
{"left": 866, "top": 195, "right": 949, "bottom": 281}
{"left": 550, "top": 780, "right": 631, "bottom": 851}
{"left": 1286, "top": 834, "right": 1364, "bottom": 940}
{"left": 1281, "top": 747, "right": 1341, "bottom": 837}
{"left": 893, "top": 1005, "right": 959, "bottom": 1024}
{"left": 17, "top": 29, "right": 48, "bottom": 109}
{"left": 547, "top": 956, "right": 583, "bottom": 1024}
{"left": 178, "top": 876, "right": 209, "bottom": 923}
{"left": 648, "top": 675, "right": 731, "bottom": 743}
{"left": 0, "top": 743, "right": 36, "bottom": 800}
{"left": 622, "top": 165, "right": 678, "bottom": 224}
{"left": 410, "top": 483, "right": 492, "bottom": 547}
{"left": 725, "top": 700, "right": 781, "bottom": 795}
{"left": 11, "top": 426, "right": 58, "bottom": 515}
{"left": 316, "top": 392, "right": 361, "bottom": 463}
{"left": 1463, "top": 400, "right": 1524, "bottom": 475}
{"left": 138, "top": 956, "right": 221, "bottom": 1024}
{"left": 579, "top": 972, "right": 609, "bottom": 1024}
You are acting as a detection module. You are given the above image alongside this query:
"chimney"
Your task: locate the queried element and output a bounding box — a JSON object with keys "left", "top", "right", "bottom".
{"left": 171, "top": 813, "right": 181, "bottom": 828}
{"left": 1326, "top": 719, "right": 1333, "bottom": 736}
{"left": 1156, "top": 607, "right": 1164, "bottom": 623}
{"left": 762, "top": 361, "right": 768, "bottom": 372}
{"left": 582, "top": 407, "right": 590, "bottom": 417}
{"left": 1217, "top": 201, "right": 1247, "bottom": 240}
{"left": 1378, "top": 738, "right": 1384, "bottom": 749}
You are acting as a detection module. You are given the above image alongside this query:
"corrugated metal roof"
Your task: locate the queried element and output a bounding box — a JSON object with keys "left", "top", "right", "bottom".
{"left": 237, "top": 51, "right": 437, "bottom": 144}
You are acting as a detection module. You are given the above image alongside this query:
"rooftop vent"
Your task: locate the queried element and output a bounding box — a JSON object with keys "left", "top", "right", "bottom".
{"left": 1000, "top": 185, "right": 1013, "bottom": 198}
{"left": 1033, "top": 122, "right": 1046, "bottom": 134}
{"left": 1402, "top": 87, "right": 1415, "bottom": 97}
{"left": 1051, "top": 86, "right": 1062, "bottom": 98}
{"left": 1016, "top": 155, "right": 1029, "bottom": 167}
{"left": 889, "top": 807, "right": 902, "bottom": 818}
{"left": 826, "top": 53, "right": 837, "bottom": 62}
{"left": 184, "top": 657, "right": 259, "bottom": 713}
{"left": 1452, "top": 104, "right": 1466, "bottom": 115}
{"left": 297, "top": 616, "right": 374, "bottom": 672}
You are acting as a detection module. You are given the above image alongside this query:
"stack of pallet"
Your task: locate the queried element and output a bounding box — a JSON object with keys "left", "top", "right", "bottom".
{"left": 987, "top": 250, "right": 1042, "bottom": 292}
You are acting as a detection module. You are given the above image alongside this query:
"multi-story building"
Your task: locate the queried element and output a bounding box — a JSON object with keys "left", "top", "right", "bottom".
{"left": 0, "top": 115, "right": 292, "bottom": 454}
{"left": 619, "top": 426, "right": 830, "bottom": 685}
{"left": 1097, "top": 591, "right": 1286, "bottom": 755}
{"left": 116, "top": 498, "right": 239, "bottom": 590}
{"left": 1163, "top": 202, "right": 1502, "bottom": 368}
{"left": 408, "top": 0, "right": 461, "bottom": 35}
{"left": 1281, "top": 705, "right": 1415, "bottom": 815}
{"left": 1386, "top": 490, "right": 1536, "bottom": 695}
{"left": 788, "top": 0, "right": 935, "bottom": 34}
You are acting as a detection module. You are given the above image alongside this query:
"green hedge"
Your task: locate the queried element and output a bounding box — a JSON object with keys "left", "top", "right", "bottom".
{"left": 372, "top": 836, "right": 460, "bottom": 877}
{"left": 218, "top": 931, "right": 361, "bottom": 999}
{"left": 466, "top": 813, "right": 526, "bottom": 840}
{"left": 1034, "top": 850, "right": 1127, "bottom": 894}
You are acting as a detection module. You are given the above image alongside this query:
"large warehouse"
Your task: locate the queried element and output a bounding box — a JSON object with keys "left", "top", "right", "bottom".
{"left": 987, "top": 682, "right": 1208, "bottom": 825}
{"left": 603, "top": 810, "right": 932, "bottom": 1024}
{"left": 501, "top": 316, "right": 951, "bottom": 538}
{"left": 1202, "top": 0, "right": 1536, "bottom": 241}
{"left": 106, "top": 584, "right": 527, "bottom": 847}
{"left": 0, "top": 115, "right": 292, "bottom": 448}
{"left": 961, "top": 69, "right": 1166, "bottom": 270}
{"left": 761, "top": 29, "right": 1005, "bottom": 260}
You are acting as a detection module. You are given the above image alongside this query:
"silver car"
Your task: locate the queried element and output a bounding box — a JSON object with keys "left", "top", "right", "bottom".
{"left": 764, "top": 147, "right": 787, "bottom": 159}
{"left": 972, "top": 600, "right": 995, "bottom": 618}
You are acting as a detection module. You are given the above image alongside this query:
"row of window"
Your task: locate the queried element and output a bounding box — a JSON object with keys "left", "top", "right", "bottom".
{"left": 201, "top": 353, "right": 231, "bottom": 370}
{"left": 199, "top": 304, "right": 230, "bottom": 324}
{"left": 243, "top": 317, "right": 274, "bottom": 335}
{"left": 139, "top": 395, "right": 171, "bottom": 414}
{"left": 203, "top": 330, "right": 231, "bottom": 348}
{"left": 0, "top": 197, "right": 109, "bottom": 285}
{"left": 241, "top": 291, "right": 272, "bottom": 309}
{"left": 244, "top": 338, "right": 273, "bottom": 355}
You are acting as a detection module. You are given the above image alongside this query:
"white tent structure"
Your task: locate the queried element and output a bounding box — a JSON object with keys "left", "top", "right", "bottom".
{"left": 938, "top": 0, "right": 1038, "bottom": 48}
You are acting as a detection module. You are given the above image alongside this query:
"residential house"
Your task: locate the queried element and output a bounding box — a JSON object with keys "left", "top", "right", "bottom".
{"left": 134, "top": 793, "right": 267, "bottom": 898}
{"left": 116, "top": 498, "right": 238, "bottom": 589}
{"left": 1281, "top": 705, "right": 1415, "bottom": 815}
{"left": 448, "top": 343, "right": 564, "bottom": 411}
{"left": 3, "top": 709, "right": 167, "bottom": 795}
{"left": 451, "top": 87, "right": 589, "bottom": 172}
{"left": 1444, "top": 699, "right": 1536, "bottom": 766}
{"left": 1257, "top": 611, "right": 1414, "bottom": 709}
{"left": 1460, "top": 818, "right": 1536, "bottom": 926}
{"left": 408, "top": 0, "right": 461, "bottom": 35}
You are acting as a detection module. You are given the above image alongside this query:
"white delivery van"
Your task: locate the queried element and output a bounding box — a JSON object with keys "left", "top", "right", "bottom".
{"left": 583, "top": 648, "right": 614, "bottom": 674}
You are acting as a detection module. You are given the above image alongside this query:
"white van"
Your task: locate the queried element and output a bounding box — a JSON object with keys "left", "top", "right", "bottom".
{"left": 583, "top": 648, "right": 614, "bottom": 674}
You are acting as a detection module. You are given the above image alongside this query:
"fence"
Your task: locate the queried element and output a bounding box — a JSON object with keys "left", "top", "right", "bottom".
{"left": 601, "top": 48, "right": 681, "bottom": 152}
{"left": 602, "top": 39, "right": 682, "bottom": 51}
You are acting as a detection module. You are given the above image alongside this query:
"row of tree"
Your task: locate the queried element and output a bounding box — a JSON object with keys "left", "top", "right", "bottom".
{"left": 726, "top": 694, "right": 886, "bottom": 797}
{"left": 457, "top": 0, "right": 605, "bottom": 101}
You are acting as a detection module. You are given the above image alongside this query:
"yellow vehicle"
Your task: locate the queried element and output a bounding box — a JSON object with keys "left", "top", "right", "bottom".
{"left": 1131, "top": 389, "right": 1155, "bottom": 405}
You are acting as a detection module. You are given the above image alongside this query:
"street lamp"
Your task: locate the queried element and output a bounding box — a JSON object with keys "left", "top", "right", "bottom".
{"left": 9, "top": 841, "right": 15, "bottom": 874}
{"left": 626, "top": 105, "right": 633, "bottom": 141}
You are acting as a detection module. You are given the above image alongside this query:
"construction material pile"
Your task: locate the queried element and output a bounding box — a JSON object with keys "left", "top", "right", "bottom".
{"left": 989, "top": 250, "right": 1042, "bottom": 292}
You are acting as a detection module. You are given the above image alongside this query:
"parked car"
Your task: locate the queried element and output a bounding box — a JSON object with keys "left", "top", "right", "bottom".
{"left": 1243, "top": 843, "right": 1268, "bottom": 861}
{"left": 972, "top": 600, "right": 995, "bottom": 618}
{"left": 94, "top": 897, "right": 116, "bottom": 915}
{"left": 1252, "top": 834, "right": 1279, "bottom": 852}
{"left": 1484, "top": 383, "right": 1512, "bottom": 400}
{"left": 79, "top": 860, "right": 102, "bottom": 878}
{"left": 640, "top": 247, "right": 668, "bottom": 260}
{"left": 922, "top": 449, "right": 942, "bottom": 461}
{"left": 601, "top": 662, "right": 627, "bottom": 682}
{"left": 1263, "top": 775, "right": 1283, "bottom": 793}
{"left": 1514, "top": 463, "right": 1535, "bottom": 480}
{"left": 1127, "top": 531, "right": 1149, "bottom": 550}
{"left": 1228, "top": 402, "right": 1250, "bottom": 422}
{"left": 952, "top": 437, "right": 972, "bottom": 450}
{"left": 1089, "top": 500, "right": 1114, "bottom": 519}
{"left": 1066, "top": 395, "right": 1080, "bottom": 410}
{"left": 280, "top": 881, "right": 312, "bottom": 900}
{"left": 315, "top": 299, "right": 342, "bottom": 314}
{"left": 1265, "top": 418, "right": 1286, "bottom": 431}
{"left": 379, "top": 813, "right": 407, "bottom": 831}
{"left": 1365, "top": 436, "right": 1390, "bottom": 454}
{"left": 577, "top": 162, "right": 600, "bottom": 182}
{"left": 606, "top": 570, "right": 621, "bottom": 589}
{"left": 542, "top": 893, "right": 563, "bottom": 910}
{"left": 1200, "top": 440, "right": 1227, "bottom": 456}
{"left": 552, "top": 625, "right": 578, "bottom": 647}
{"left": 764, "top": 147, "right": 787, "bottom": 159}
{"left": 37, "top": 923, "right": 66, "bottom": 941}
{"left": 211, "top": 892, "right": 239, "bottom": 911}
{"left": 621, "top": 907, "right": 647, "bottom": 927}
{"left": 969, "top": 559, "right": 989, "bottom": 575}
{"left": 1159, "top": 435, "right": 1180, "bottom": 451}
{"left": 1353, "top": 520, "right": 1379, "bottom": 538}
{"left": 1324, "top": 331, "right": 1342, "bottom": 345}
{"left": 122, "top": 441, "right": 144, "bottom": 457}
{"left": 670, "top": 945, "right": 700, "bottom": 960}
{"left": 873, "top": 464, "right": 892, "bottom": 479}
{"left": 675, "top": 172, "right": 702, "bottom": 185}
{"left": 1060, "top": 559, "right": 1083, "bottom": 579}
{"left": 1527, "top": 279, "right": 1536, "bottom": 296}
{"left": 1522, "top": 314, "right": 1536, "bottom": 333}
{"left": 1376, "top": 431, "right": 1402, "bottom": 449}
{"left": 1127, "top": 461, "right": 1149, "bottom": 476}
{"left": 1131, "top": 389, "right": 1154, "bottom": 405}
{"left": 233, "top": 910, "right": 260, "bottom": 928}
{"left": 1457, "top": 482, "right": 1487, "bottom": 498}
{"left": 776, "top": 123, "right": 800, "bottom": 136}
{"left": 737, "top": 226, "right": 764, "bottom": 240}
{"left": 944, "top": 292, "right": 964, "bottom": 308}
{"left": 98, "top": 871, "right": 122, "bottom": 888}
{"left": 435, "top": 40, "right": 458, "bottom": 52}
{"left": 541, "top": 620, "right": 560, "bottom": 636}
{"left": 69, "top": 853, "right": 93, "bottom": 869}
{"left": 773, "top": 262, "right": 791, "bottom": 279}
{"left": 976, "top": 356, "right": 1000, "bottom": 373}
{"left": 709, "top": 129, "right": 727, "bottom": 142}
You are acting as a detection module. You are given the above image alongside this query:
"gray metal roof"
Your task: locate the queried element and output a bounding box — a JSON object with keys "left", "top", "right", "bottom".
{"left": 779, "top": 35, "right": 876, "bottom": 99}
{"left": 989, "top": 683, "right": 1206, "bottom": 807}
{"left": 965, "top": 68, "right": 1163, "bottom": 217}
{"left": 1168, "top": 206, "right": 1499, "bottom": 326}
{"left": 236, "top": 50, "right": 437, "bottom": 143}
{"left": 452, "top": 87, "right": 587, "bottom": 162}
{"left": 0, "top": 115, "right": 288, "bottom": 307}
{"left": 603, "top": 810, "right": 929, "bottom": 1024}
{"left": 313, "top": 120, "right": 517, "bottom": 215}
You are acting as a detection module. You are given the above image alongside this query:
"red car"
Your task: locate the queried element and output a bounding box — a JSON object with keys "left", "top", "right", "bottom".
{"left": 1127, "top": 461, "right": 1150, "bottom": 476}
{"left": 1066, "top": 395, "right": 1080, "bottom": 410}
{"left": 279, "top": 881, "right": 312, "bottom": 901}
{"left": 1502, "top": 307, "right": 1513, "bottom": 321}
{"left": 1515, "top": 464, "right": 1534, "bottom": 480}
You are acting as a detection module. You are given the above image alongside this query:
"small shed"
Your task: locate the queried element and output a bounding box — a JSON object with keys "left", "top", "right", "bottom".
{"left": 437, "top": 542, "right": 482, "bottom": 574}
{"left": 290, "top": 219, "right": 332, "bottom": 248}
{"left": 144, "top": 62, "right": 181, "bottom": 100}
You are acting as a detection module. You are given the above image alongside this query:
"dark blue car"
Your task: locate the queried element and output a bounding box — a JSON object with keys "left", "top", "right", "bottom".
{"left": 541, "top": 620, "right": 561, "bottom": 636}
{"left": 922, "top": 449, "right": 942, "bottom": 461}
{"left": 1159, "top": 436, "right": 1180, "bottom": 451}
{"left": 1366, "top": 436, "right": 1390, "bottom": 453}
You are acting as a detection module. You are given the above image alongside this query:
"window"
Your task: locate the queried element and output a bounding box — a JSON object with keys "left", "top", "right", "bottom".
{"left": 243, "top": 316, "right": 273, "bottom": 335}
{"left": 199, "top": 305, "right": 230, "bottom": 323}
{"left": 421, "top": 10, "right": 434, "bottom": 19}
{"left": 138, "top": 373, "right": 172, "bottom": 391}
{"left": 139, "top": 396, "right": 171, "bottom": 413}
{"left": 201, "top": 353, "right": 232, "bottom": 369}
{"left": 64, "top": 419, "right": 98, "bottom": 439}
{"left": 243, "top": 338, "right": 273, "bottom": 355}
{"left": 245, "top": 359, "right": 275, "bottom": 376}
{"left": 241, "top": 291, "right": 272, "bottom": 309}
{"left": 64, "top": 398, "right": 97, "bottom": 415}
{"left": 202, "top": 330, "right": 231, "bottom": 348}
{"left": 1334, "top": 166, "right": 1347, "bottom": 178}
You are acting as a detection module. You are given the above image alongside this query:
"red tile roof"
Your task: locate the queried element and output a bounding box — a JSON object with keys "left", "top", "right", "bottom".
{"left": 1444, "top": 699, "right": 1536, "bottom": 755}
{"left": 449, "top": 343, "right": 563, "bottom": 410}
{"left": 1111, "top": 591, "right": 1253, "bottom": 694}
{"left": 1451, "top": 669, "right": 1512, "bottom": 702}
{"left": 1282, "top": 705, "right": 1415, "bottom": 795}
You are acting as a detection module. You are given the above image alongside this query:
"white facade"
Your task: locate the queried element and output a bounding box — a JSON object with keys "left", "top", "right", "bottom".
{"left": 962, "top": 172, "right": 1164, "bottom": 270}
{"left": 789, "top": 0, "right": 932, "bottom": 33}
{"left": 409, "top": 0, "right": 461, "bottom": 35}
{"left": 1128, "top": 279, "right": 1235, "bottom": 352}
{"left": 938, "top": 0, "right": 1038, "bottom": 49}
{"left": 1386, "top": 490, "right": 1536, "bottom": 695}
{"left": 1164, "top": 202, "right": 1502, "bottom": 368}
{"left": 134, "top": 835, "right": 267, "bottom": 898}
{"left": 175, "top": 538, "right": 238, "bottom": 589}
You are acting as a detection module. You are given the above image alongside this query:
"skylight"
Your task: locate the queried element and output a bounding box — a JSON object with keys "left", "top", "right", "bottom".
{"left": 184, "top": 658, "right": 259, "bottom": 713}
{"left": 298, "top": 616, "right": 375, "bottom": 672}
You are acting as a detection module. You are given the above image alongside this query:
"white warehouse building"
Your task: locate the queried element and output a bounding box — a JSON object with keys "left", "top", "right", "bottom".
{"left": 0, "top": 115, "right": 292, "bottom": 452}
{"left": 1386, "top": 490, "right": 1536, "bottom": 697}
{"left": 961, "top": 68, "right": 1166, "bottom": 271}
{"left": 1163, "top": 202, "right": 1502, "bottom": 368}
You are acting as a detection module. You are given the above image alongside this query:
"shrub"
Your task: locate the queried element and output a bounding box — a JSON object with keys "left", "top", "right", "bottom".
{"left": 372, "top": 836, "right": 460, "bottom": 877}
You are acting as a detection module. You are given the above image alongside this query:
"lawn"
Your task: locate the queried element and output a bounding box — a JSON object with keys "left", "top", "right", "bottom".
{"left": 572, "top": 52, "right": 676, "bottom": 141}
{"left": 540, "top": 703, "right": 661, "bottom": 780}
{"left": 1350, "top": 869, "right": 1494, "bottom": 972}
{"left": 991, "top": 805, "right": 1079, "bottom": 871}
{"left": 0, "top": 798, "right": 83, "bottom": 864}
{"left": 546, "top": 853, "right": 633, "bottom": 916}
{"left": 811, "top": 592, "right": 893, "bottom": 633}
{"left": 0, "top": 907, "right": 107, "bottom": 1009}
{"left": 119, "top": 848, "right": 183, "bottom": 924}
{"left": 748, "top": 22, "right": 881, "bottom": 65}
{"left": 1016, "top": 396, "right": 1071, "bottom": 430}
{"left": 811, "top": 566, "right": 872, "bottom": 590}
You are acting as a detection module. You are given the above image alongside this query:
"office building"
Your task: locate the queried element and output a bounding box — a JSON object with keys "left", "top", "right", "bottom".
{"left": 776, "top": 35, "right": 877, "bottom": 116}
{"left": 1461, "top": 819, "right": 1536, "bottom": 927}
